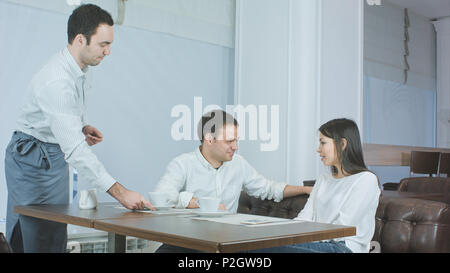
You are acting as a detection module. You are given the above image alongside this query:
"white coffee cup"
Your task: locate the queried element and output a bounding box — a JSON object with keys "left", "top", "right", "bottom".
{"left": 148, "top": 192, "right": 169, "bottom": 207}
{"left": 198, "top": 197, "right": 220, "bottom": 212}
{"left": 78, "top": 189, "right": 97, "bottom": 210}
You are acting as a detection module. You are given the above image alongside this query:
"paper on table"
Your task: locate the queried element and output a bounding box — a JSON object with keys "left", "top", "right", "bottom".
{"left": 189, "top": 213, "right": 300, "bottom": 227}
{"left": 114, "top": 206, "right": 195, "bottom": 215}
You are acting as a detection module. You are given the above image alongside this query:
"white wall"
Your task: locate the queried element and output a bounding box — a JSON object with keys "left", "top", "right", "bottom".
{"left": 234, "top": 0, "right": 364, "bottom": 185}
{"left": 0, "top": 1, "right": 235, "bottom": 232}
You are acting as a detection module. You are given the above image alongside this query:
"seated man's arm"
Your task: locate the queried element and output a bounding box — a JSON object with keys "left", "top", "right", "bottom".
{"left": 154, "top": 157, "right": 191, "bottom": 208}
{"left": 241, "top": 156, "right": 311, "bottom": 202}
{"left": 283, "top": 185, "right": 313, "bottom": 198}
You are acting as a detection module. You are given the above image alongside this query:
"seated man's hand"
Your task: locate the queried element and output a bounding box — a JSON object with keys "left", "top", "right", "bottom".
{"left": 218, "top": 203, "right": 227, "bottom": 211}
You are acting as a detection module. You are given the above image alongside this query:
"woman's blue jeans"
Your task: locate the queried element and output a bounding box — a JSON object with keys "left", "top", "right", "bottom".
{"left": 249, "top": 241, "right": 352, "bottom": 253}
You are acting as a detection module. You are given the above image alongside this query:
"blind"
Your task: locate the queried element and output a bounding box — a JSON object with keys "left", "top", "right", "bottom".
{"left": 364, "top": 2, "right": 436, "bottom": 90}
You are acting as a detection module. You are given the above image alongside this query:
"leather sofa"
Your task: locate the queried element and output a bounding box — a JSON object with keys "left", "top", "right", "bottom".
{"left": 0, "top": 232, "right": 13, "bottom": 253}
{"left": 237, "top": 191, "right": 450, "bottom": 253}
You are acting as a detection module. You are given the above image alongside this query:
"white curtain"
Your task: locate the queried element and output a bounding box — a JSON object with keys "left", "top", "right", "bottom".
{"left": 433, "top": 17, "right": 450, "bottom": 148}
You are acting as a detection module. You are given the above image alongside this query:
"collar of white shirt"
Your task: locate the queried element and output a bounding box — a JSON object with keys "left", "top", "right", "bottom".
{"left": 194, "top": 146, "right": 231, "bottom": 170}
{"left": 62, "top": 46, "right": 88, "bottom": 80}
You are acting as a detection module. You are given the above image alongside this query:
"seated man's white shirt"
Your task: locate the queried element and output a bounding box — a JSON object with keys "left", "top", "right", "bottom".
{"left": 155, "top": 147, "right": 287, "bottom": 213}
{"left": 294, "top": 171, "right": 381, "bottom": 253}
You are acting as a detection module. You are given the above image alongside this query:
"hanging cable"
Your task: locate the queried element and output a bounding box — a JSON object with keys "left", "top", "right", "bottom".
{"left": 116, "top": 0, "right": 127, "bottom": 25}
{"left": 403, "top": 8, "right": 410, "bottom": 84}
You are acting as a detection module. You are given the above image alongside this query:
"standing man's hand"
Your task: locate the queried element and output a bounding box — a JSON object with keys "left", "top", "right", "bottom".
{"left": 82, "top": 125, "right": 103, "bottom": 146}
{"left": 107, "top": 182, "right": 155, "bottom": 210}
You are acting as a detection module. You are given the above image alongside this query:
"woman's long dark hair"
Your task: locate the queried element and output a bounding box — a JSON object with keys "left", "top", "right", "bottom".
{"left": 319, "top": 118, "right": 369, "bottom": 176}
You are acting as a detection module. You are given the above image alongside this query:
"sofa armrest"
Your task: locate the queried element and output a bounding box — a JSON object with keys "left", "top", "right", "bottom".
{"left": 398, "top": 177, "right": 450, "bottom": 204}
{"left": 237, "top": 191, "right": 309, "bottom": 219}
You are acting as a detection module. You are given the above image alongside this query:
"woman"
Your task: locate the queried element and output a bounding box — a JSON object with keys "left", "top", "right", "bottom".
{"left": 254, "top": 118, "right": 381, "bottom": 253}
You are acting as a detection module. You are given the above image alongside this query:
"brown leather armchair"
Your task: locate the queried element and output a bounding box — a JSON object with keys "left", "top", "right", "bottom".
{"left": 374, "top": 196, "right": 450, "bottom": 253}
{"left": 237, "top": 191, "right": 450, "bottom": 253}
{"left": 0, "top": 232, "right": 13, "bottom": 253}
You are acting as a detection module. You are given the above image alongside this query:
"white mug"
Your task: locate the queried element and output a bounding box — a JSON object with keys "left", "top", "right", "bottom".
{"left": 198, "top": 197, "right": 220, "bottom": 212}
{"left": 78, "top": 189, "right": 97, "bottom": 210}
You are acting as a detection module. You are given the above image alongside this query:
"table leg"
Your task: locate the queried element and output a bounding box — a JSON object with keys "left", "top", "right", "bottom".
{"left": 107, "top": 233, "right": 126, "bottom": 253}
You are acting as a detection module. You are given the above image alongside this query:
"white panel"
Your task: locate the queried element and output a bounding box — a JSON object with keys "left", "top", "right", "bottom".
{"left": 364, "top": 77, "right": 436, "bottom": 147}
{"left": 433, "top": 17, "right": 450, "bottom": 148}
{"left": 320, "top": 0, "right": 364, "bottom": 127}
{"left": 234, "top": 0, "right": 364, "bottom": 184}
{"left": 234, "top": 0, "right": 289, "bottom": 182}
{"left": 3, "top": 0, "right": 235, "bottom": 48}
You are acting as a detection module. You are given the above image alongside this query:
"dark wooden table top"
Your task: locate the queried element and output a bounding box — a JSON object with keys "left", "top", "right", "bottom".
{"left": 13, "top": 202, "right": 156, "bottom": 228}
{"left": 14, "top": 203, "right": 356, "bottom": 253}
{"left": 93, "top": 215, "right": 356, "bottom": 253}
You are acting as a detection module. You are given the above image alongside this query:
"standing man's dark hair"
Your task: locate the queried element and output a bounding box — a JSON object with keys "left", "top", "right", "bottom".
{"left": 67, "top": 4, "right": 114, "bottom": 45}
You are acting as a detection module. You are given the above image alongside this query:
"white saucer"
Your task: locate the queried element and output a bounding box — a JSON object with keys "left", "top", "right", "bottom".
{"left": 154, "top": 206, "right": 173, "bottom": 210}
{"left": 194, "top": 211, "right": 231, "bottom": 217}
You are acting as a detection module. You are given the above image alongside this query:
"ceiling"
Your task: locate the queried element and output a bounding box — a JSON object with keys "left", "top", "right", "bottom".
{"left": 385, "top": 0, "right": 450, "bottom": 20}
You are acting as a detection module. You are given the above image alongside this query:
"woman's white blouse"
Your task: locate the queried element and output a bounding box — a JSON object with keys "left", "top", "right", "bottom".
{"left": 295, "top": 171, "right": 381, "bottom": 253}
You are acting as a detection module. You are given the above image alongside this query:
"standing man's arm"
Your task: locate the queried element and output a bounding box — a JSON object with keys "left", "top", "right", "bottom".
{"left": 37, "top": 80, "right": 153, "bottom": 211}
{"left": 108, "top": 182, "right": 153, "bottom": 210}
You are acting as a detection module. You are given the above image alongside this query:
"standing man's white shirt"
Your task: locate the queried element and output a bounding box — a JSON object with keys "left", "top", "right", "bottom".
{"left": 155, "top": 147, "right": 288, "bottom": 212}
{"left": 16, "top": 47, "right": 116, "bottom": 192}
{"left": 295, "top": 171, "right": 380, "bottom": 253}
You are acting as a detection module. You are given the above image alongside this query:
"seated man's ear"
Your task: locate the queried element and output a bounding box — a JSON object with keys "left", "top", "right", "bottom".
{"left": 203, "top": 133, "right": 214, "bottom": 144}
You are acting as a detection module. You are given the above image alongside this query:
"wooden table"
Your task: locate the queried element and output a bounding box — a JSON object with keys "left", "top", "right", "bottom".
{"left": 13, "top": 202, "right": 156, "bottom": 252}
{"left": 14, "top": 203, "right": 356, "bottom": 253}
{"left": 363, "top": 143, "right": 450, "bottom": 166}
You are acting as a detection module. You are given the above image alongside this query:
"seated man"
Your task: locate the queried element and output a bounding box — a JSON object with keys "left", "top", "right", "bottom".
{"left": 154, "top": 109, "right": 312, "bottom": 253}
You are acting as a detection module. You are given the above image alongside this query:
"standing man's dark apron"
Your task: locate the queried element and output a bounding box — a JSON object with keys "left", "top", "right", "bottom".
{"left": 5, "top": 131, "right": 69, "bottom": 253}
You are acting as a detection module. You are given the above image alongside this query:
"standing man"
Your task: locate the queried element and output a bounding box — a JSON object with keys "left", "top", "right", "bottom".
{"left": 5, "top": 4, "right": 153, "bottom": 253}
